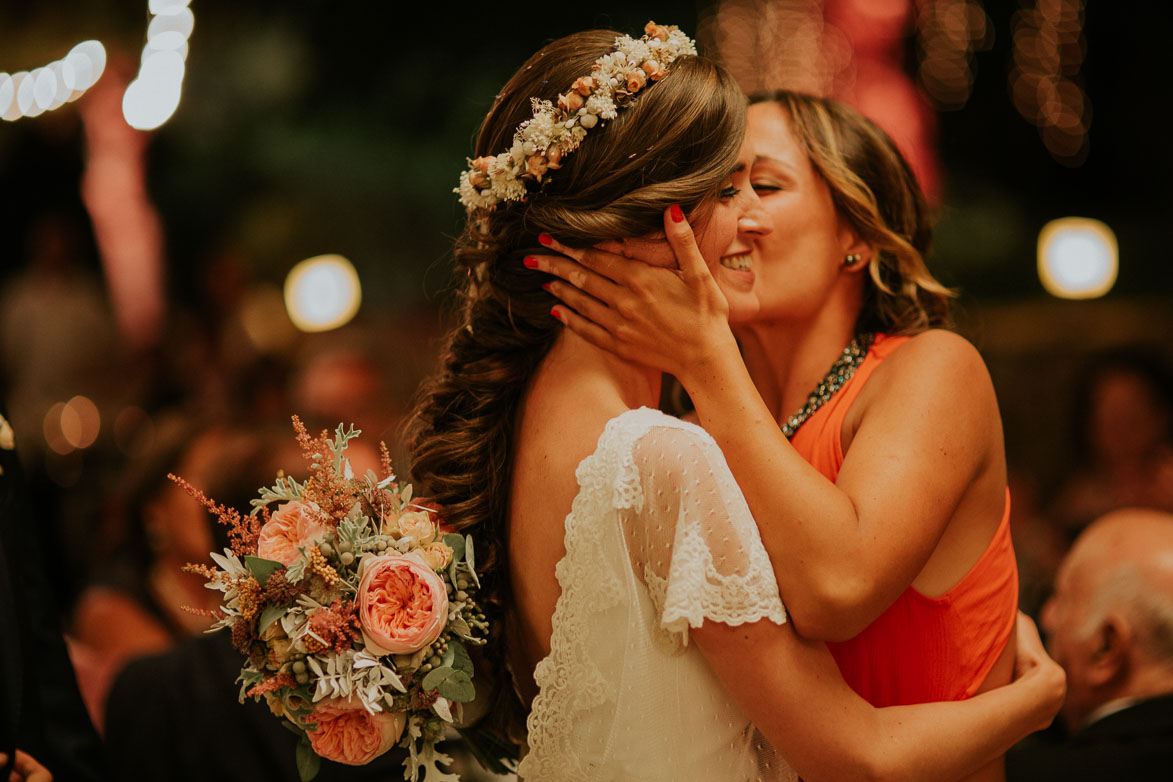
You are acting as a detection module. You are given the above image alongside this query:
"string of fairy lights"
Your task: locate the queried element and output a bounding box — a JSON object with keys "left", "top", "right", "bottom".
{"left": 0, "top": 0, "right": 1121, "bottom": 312}
{"left": 1009, "top": 0, "right": 1090, "bottom": 165}
{"left": 0, "top": 40, "right": 107, "bottom": 121}
{"left": 915, "top": 0, "right": 994, "bottom": 111}
{"left": 123, "top": 0, "right": 194, "bottom": 130}
{"left": 0, "top": 0, "right": 193, "bottom": 128}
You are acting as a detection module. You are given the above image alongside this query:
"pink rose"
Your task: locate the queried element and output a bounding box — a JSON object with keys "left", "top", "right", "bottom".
{"left": 358, "top": 555, "right": 449, "bottom": 654}
{"left": 306, "top": 697, "right": 405, "bottom": 765}
{"left": 257, "top": 501, "right": 329, "bottom": 567}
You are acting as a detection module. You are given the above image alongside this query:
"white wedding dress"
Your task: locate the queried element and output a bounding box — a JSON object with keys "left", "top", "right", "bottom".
{"left": 518, "top": 407, "right": 798, "bottom": 782}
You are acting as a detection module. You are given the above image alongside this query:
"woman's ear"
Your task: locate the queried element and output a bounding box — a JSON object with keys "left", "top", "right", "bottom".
{"left": 839, "top": 227, "right": 872, "bottom": 276}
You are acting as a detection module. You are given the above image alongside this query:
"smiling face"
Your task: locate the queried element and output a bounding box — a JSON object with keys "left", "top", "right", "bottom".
{"left": 742, "top": 101, "right": 867, "bottom": 324}
{"left": 692, "top": 144, "right": 771, "bottom": 325}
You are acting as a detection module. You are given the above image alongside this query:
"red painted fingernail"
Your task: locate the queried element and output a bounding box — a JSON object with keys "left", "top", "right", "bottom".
{"left": 550, "top": 307, "right": 561, "bottom": 320}
{"left": 523, "top": 256, "right": 539, "bottom": 268}
{"left": 541, "top": 282, "right": 553, "bottom": 292}
{"left": 538, "top": 233, "right": 554, "bottom": 246}
{"left": 669, "top": 204, "right": 684, "bottom": 223}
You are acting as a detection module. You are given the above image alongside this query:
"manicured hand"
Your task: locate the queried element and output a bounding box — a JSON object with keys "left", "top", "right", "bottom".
{"left": 525, "top": 205, "right": 737, "bottom": 381}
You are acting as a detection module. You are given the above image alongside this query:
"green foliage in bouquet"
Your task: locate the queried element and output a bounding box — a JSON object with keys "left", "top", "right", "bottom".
{"left": 175, "top": 418, "right": 512, "bottom": 781}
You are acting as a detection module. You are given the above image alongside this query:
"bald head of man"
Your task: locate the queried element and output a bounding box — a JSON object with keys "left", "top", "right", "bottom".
{"left": 1041, "top": 508, "right": 1173, "bottom": 732}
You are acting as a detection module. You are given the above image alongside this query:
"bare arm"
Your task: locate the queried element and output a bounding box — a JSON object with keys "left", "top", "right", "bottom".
{"left": 533, "top": 212, "right": 999, "bottom": 638}
{"left": 693, "top": 612, "right": 1063, "bottom": 782}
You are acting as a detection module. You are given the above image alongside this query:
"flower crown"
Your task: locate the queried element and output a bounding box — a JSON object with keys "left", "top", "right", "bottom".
{"left": 455, "top": 22, "right": 697, "bottom": 211}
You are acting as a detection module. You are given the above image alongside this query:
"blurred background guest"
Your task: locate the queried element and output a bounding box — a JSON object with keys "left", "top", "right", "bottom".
{"left": 68, "top": 420, "right": 298, "bottom": 729}
{"left": 1047, "top": 350, "right": 1173, "bottom": 539}
{"left": 1007, "top": 508, "right": 1173, "bottom": 780}
{"left": 0, "top": 1, "right": 1170, "bottom": 777}
{"left": 0, "top": 401, "right": 105, "bottom": 782}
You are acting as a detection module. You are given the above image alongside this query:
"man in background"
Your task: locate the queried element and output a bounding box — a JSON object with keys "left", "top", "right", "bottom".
{"left": 1007, "top": 507, "right": 1173, "bottom": 780}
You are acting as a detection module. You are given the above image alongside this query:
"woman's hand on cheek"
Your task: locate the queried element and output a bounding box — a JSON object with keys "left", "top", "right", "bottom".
{"left": 526, "top": 207, "right": 737, "bottom": 380}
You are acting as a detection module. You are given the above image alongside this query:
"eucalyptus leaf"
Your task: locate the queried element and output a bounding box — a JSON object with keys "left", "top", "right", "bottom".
{"left": 442, "top": 534, "right": 465, "bottom": 562}
{"left": 448, "top": 617, "right": 473, "bottom": 639}
{"left": 244, "top": 555, "right": 284, "bottom": 585}
{"left": 296, "top": 735, "right": 321, "bottom": 782}
{"left": 447, "top": 639, "right": 473, "bottom": 676}
{"left": 421, "top": 666, "right": 455, "bottom": 693}
{"left": 437, "top": 670, "right": 475, "bottom": 703}
{"left": 258, "top": 604, "right": 288, "bottom": 636}
{"left": 465, "top": 535, "right": 480, "bottom": 588}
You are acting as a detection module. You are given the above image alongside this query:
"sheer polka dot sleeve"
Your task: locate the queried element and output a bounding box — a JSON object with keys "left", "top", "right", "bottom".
{"left": 623, "top": 421, "right": 787, "bottom": 646}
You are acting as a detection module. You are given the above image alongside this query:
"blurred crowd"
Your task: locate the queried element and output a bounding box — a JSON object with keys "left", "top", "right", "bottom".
{"left": 5, "top": 194, "right": 1172, "bottom": 780}
{"left": 2, "top": 60, "right": 1172, "bottom": 782}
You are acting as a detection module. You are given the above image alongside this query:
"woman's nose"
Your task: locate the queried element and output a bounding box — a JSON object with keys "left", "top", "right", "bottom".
{"left": 738, "top": 191, "right": 773, "bottom": 236}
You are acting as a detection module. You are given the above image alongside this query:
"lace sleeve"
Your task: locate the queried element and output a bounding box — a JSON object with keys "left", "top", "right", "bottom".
{"left": 622, "top": 421, "right": 787, "bottom": 646}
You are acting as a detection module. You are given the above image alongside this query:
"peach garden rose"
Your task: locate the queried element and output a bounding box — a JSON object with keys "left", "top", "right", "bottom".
{"left": 358, "top": 555, "right": 449, "bottom": 655}
{"left": 396, "top": 510, "right": 437, "bottom": 545}
{"left": 256, "top": 500, "right": 329, "bottom": 567}
{"left": 305, "top": 697, "right": 405, "bottom": 765}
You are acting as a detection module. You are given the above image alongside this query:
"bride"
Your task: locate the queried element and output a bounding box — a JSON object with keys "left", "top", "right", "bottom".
{"left": 408, "top": 23, "right": 1062, "bottom": 781}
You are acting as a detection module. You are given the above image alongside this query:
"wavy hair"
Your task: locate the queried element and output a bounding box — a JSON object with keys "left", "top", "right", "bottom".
{"left": 408, "top": 30, "right": 746, "bottom": 741}
{"left": 749, "top": 90, "right": 953, "bottom": 335}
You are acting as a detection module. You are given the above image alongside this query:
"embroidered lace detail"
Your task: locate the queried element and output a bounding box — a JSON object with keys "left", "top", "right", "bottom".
{"left": 658, "top": 522, "right": 787, "bottom": 642}
{"left": 520, "top": 407, "right": 789, "bottom": 781}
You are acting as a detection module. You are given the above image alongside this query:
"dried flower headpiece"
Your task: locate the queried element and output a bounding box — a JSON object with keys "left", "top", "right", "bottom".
{"left": 455, "top": 22, "right": 697, "bottom": 211}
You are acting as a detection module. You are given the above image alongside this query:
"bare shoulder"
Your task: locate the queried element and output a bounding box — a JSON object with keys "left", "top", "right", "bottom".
{"left": 850, "top": 329, "right": 1000, "bottom": 443}
{"left": 878, "top": 329, "right": 995, "bottom": 399}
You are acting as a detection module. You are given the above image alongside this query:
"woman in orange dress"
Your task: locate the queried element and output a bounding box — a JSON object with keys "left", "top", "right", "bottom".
{"left": 534, "top": 90, "right": 1020, "bottom": 777}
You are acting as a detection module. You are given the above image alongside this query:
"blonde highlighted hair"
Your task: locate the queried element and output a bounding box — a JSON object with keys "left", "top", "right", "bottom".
{"left": 749, "top": 90, "right": 953, "bottom": 335}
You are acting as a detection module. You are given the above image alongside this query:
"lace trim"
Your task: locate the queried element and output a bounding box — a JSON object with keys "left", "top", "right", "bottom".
{"left": 520, "top": 408, "right": 787, "bottom": 780}
{"left": 659, "top": 523, "right": 787, "bottom": 640}
{"left": 520, "top": 411, "right": 643, "bottom": 781}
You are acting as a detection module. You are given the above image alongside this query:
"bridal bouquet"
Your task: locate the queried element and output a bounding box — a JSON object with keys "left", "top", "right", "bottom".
{"left": 176, "top": 417, "right": 488, "bottom": 781}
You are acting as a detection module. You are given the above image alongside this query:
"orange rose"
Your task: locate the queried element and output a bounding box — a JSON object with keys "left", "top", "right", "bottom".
{"left": 257, "top": 501, "right": 328, "bottom": 567}
{"left": 558, "top": 91, "right": 585, "bottom": 113}
{"left": 525, "top": 154, "right": 549, "bottom": 181}
{"left": 358, "top": 555, "right": 449, "bottom": 654}
{"left": 642, "top": 59, "right": 667, "bottom": 81}
{"left": 645, "top": 22, "right": 671, "bottom": 41}
{"left": 625, "top": 69, "right": 648, "bottom": 92}
{"left": 305, "top": 697, "right": 405, "bottom": 765}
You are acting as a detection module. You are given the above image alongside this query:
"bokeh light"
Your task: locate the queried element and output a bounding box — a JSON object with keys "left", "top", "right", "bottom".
{"left": 122, "top": 1, "right": 194, "bottom": 130}
{"left": 1038, "top": 217, "right": 1118, "bottom": 299}
{"left": 1010, "top": 0, "right": 1090, "bottom": 165}
{"left": 0, "top": 40, "right": 106, "bottom": 123}
{"left": 61, "top": 395, "right": 101, "bottom": 450}
{"left": 43, "top": 396, "right": 102, "bottom": 453}
{"left": 284, "top": 254, "right": 362, "bottom": 333}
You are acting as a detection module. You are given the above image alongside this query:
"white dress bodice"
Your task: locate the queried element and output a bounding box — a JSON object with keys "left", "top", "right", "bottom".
{"left": 518, "top": 408, "right": 797, "bottom": 782}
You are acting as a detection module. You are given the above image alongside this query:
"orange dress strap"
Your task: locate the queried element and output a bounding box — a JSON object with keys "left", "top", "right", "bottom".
{"left": 789, "top": 333, "right": 1019, "bottom": 705}
{"left": 790, "top": 333, "right": 909, "bottom": 482}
